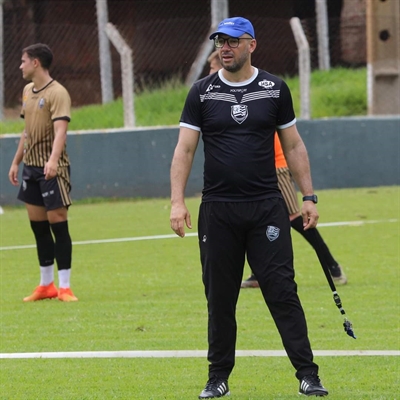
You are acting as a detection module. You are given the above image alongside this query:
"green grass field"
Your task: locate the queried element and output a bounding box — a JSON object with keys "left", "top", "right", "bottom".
{"left": 0, "top": 186, "right": 399, "bottom": 399}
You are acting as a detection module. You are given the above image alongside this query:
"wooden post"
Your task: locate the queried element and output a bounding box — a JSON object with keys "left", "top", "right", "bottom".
{"left": 366, "top": 0, "right": 400, "bottom": 115}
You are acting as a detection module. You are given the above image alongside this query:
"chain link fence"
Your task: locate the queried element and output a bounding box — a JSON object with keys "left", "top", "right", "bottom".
{"left": 3, "top": 0, "right": 367, "bottom": 112}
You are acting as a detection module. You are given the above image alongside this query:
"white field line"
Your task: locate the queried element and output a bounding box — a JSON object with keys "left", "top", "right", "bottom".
{"left": 0, "top": 350, "right": 399, "bottom": 359}
{"left": 0, "top": 218, "right": 398, "bottom": 251}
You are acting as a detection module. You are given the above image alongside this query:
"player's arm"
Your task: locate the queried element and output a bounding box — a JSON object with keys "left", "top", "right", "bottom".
{"left": 170, "top": 126, "right": 200, "bottom": 237}
{"left": 277, "top": 124, "right": 318, "bottom": 229}
{"left": 8, "top": 130, "right": 25, "bottom": 186}
{"left": 44, "top": 119, "right": 69, "bottom": 180}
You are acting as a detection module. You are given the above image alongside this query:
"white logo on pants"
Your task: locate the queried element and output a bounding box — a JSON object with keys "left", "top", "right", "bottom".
{"left": 266, "top": 226, "right": 280, "bottom": 241}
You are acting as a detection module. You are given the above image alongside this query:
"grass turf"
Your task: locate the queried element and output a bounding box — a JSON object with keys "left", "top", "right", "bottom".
{"left": 0, "top": 186, "right": 399, "bottom": 399}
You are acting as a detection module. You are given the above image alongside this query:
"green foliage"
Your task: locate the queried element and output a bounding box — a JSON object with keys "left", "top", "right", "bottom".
{"left": 284, "top": 67, "right": 367, "bottom": 118}
{"left": 134, "top": 81, "right": 189, "bottom": 127}
{"left": 0, "top": 119, "right": 24, "bottom": 135}
{"left": 0, "top": 187, "right": 399, "bottom": 399}
{"left": 69, "top": 80, "right": 190, "bottom": 130}
{"left": 0, "top": 68, "right": 367, "bottom": 134}
{"left": 311, "top": 67, "right": 367, "bottom": 117}
{"left": 69, "top": 99, "right": 125, "bottom": 130}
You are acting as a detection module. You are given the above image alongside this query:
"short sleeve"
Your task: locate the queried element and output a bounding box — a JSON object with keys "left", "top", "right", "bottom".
{"left": 50, "top": 85, "right": 71, "bottom": 122}
{"left": 179, "top": 84, "right": 202, "bottom": 130}
{"left": 276, "top": 80, "right": 296, "bottom": 129}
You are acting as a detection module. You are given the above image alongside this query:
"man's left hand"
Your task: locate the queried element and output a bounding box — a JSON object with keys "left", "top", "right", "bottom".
{"left": 44, "top": 160, "right": 58, "bottom": 180}
{"left": 301, "top": 202, "right": 319, "bottom": 230}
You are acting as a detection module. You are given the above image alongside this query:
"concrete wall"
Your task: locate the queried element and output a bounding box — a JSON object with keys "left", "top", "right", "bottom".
{"left": 1, "top": 117, "right": 399, "bottom": 206}
{"left": 298, "top": 117, "right": 399, "bottom": 189}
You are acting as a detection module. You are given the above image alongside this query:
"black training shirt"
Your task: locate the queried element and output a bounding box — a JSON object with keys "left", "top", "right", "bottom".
{"left": 180, "top": 67, "right": 296, "bottom": 202}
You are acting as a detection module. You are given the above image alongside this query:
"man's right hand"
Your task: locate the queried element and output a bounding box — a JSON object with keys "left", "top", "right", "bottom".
{"left": 170, "top": 202, "right": 192, "bottom": 238}
{"left": 8, "top": 164, "right": 19, "bottom": 186}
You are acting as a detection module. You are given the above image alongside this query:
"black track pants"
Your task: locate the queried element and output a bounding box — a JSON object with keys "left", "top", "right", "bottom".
{"left": 198, "top": 198, "right": 318, "bottom": 380}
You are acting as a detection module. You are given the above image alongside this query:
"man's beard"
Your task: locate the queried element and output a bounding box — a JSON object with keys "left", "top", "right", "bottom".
{"left": 221, "top": 52, "right": 248, "bottom": 73}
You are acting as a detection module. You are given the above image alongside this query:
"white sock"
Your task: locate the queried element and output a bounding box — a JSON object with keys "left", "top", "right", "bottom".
{"left": 40, "top": 265, "right": 54, "bottom": 286}
{"left": 58, "top": 269, "right": 71, "bottom": 289}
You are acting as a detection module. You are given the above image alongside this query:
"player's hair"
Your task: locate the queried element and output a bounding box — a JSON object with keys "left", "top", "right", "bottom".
{"left": 22, "top": 43, "right": 53, "bottom": 69}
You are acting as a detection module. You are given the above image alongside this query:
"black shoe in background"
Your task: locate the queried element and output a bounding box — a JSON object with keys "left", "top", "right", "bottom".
{"left": 240, "top": 274, "right": 259, "bottom": 288}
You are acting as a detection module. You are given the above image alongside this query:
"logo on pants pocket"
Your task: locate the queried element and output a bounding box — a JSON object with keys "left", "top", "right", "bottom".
{"left": 266, "top": 226, "right": 280, "bottom": 241}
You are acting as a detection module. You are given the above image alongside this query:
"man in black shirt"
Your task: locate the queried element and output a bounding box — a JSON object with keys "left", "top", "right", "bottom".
{"left": 170, "top": 17, "right": 328, "bottom": 398}
{"left": 206, "top": 50, "right": 347, "bottom": 289}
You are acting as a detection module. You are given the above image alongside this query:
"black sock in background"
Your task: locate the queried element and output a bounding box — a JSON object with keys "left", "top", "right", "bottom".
{"left": 30, "top": 220, "right": 55, "bottom": 266}
{"left": 50, "top": 221, "right": 72, "bottom": 270}
{"left": 290, "top": 216, "right": 339, "bottom": 274}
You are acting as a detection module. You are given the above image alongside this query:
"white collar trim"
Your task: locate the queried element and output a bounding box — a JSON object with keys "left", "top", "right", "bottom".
{"left": 218, "top": 67, "right": 258, "bottom": 86}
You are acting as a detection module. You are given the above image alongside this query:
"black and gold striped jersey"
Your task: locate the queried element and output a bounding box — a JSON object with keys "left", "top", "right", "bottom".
{"left": 21, "top": 80, "right": 71, "bottom": 167}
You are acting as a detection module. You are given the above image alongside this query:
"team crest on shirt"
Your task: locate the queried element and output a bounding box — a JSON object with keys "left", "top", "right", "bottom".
{"left": 39, "top": 98, "right": 45, "bottom": 109}
{"left": 231, "top": 104, "right": 248, "bottom": 124}
{"left": 266, "top": 226, "right": 280, "bottom": 241}
{"left": 22, "top": 94, "right": 28, "bottom": 109}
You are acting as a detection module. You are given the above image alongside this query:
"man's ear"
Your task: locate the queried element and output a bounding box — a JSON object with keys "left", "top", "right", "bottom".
{"left": 249, "top": 39, "right": 257, "bottom": 54}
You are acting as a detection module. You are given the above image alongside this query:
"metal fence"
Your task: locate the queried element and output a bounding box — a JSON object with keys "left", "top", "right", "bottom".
{"left": 2, "top": 0, "right": 367, "bottom": 114}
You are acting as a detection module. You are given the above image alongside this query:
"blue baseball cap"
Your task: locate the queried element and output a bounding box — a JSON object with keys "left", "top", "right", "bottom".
{"left": 209, "top": 17, "right": 255, "bottom": 40}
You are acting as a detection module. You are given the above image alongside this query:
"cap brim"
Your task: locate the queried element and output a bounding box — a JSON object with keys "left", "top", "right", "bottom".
{"left": 209, "top": 28, "right": 244, "bottom": 40}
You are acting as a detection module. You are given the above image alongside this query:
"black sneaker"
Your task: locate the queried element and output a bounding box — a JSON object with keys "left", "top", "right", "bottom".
{"left": 198, "top": 376, "right": 230, "bottom": 399}
{"left": 240, "top": 274, "right": 259, "bottom": 288}
{"left": 299, "top": 372, "right": 328, "bottom": 396}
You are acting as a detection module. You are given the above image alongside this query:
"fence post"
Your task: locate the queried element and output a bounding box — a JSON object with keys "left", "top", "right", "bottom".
{"left": 290, "top": 17, "right": 311, "bottom": 120}
{"left": 105, "top": 23, "right": 135, "bottom": 128}
{"left": 316, "top": 0, "right": 330, "bottom": 70}
{"left": 96, "top": 0, "right": 114, "bottom": 104}
{"left": 185, "top": 0, "right": 228, "bottom": 86}
{"left": 211, "top": 0, "right": 228, "bottom": 28}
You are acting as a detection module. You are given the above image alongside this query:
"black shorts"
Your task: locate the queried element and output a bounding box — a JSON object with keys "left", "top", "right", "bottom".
{"left": 17, "top": 164, "right": 72, "bottom": 210}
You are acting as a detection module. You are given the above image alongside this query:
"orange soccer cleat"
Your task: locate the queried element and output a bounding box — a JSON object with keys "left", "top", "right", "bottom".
{"left": 58, "top": 288, "right": 78, "bottom": 302}
{"left": 23, "top": 282, "right": 58, "bottom": 302}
